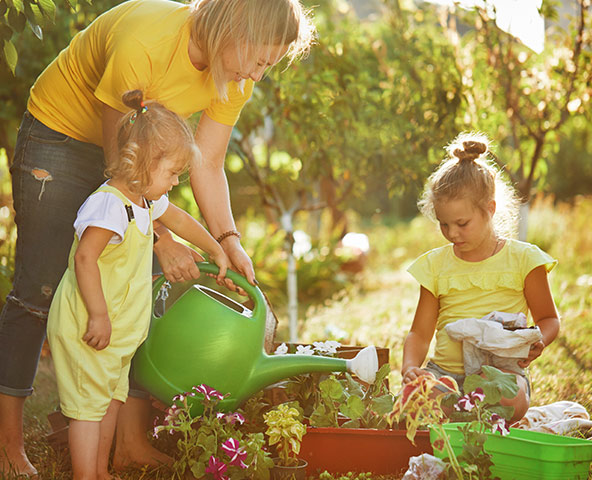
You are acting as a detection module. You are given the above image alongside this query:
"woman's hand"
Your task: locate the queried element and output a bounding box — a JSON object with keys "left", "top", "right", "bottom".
{"left": 517, "top": 340, "right": 545, "bottom": 368}
{"left": 154, "top": 234, "right": 204, "bottom": 283}
{"left": 83, "top": 314, "right": 112, "bottom": 350}
{"left": 401, "top": 366, "right": 435, "bottom": 384}
{"left": 210, "top": 236, "right": 256, "bottom": 296}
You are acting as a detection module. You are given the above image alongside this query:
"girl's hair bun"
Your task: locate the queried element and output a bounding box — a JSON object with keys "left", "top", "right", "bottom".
{"left": 122, "top": 90, "right": 144, "bottom": 111}
{"left": 453, "top": 140, "right": 487, "bottom": 162}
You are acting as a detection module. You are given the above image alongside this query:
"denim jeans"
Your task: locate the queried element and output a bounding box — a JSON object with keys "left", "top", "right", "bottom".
{"left": 0, "top": 112, "right": 105, "bottom": 396}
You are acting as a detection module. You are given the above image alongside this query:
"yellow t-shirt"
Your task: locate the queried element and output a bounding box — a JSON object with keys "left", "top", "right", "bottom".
{"left": 28, "top": 0, "right": 253, "bottom": 147}
{"left": 407, "top": 239, "right": 557, "bottom": 374}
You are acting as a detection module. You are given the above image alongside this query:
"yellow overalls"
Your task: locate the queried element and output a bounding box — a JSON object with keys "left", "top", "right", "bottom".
{"left": 47, "top": 185, "right": 153, "bottom": 421}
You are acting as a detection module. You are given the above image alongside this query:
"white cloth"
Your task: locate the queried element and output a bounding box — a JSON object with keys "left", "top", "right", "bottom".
{"left": 402, "top": 454, "right": 446, "bottom": 480}
{"left": 515, "top": 401, "right": 592, "bottom": 436}
{"left": 74, "top": 186, "right": 168, "bottom": 243}
{"left": 444, "top": 311, "right": 542, "bottom": 375}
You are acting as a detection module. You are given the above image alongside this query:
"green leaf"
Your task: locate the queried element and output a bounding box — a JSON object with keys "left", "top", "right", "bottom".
{"left": 3, "top": 38, "right": 17, "bottom": 74}
{"left": 340, "top": 394, "right": 364, "bottom": 420}
{"left": 0, "top": 0, "right": 7, "bottom": 16}
{"left": 0, "top": 23, "right": 12, "bottom": 42}
{"left": 463, "top": 366, "right": 518, "bottom": 405}
{"left": 7, "top": 8, "right": 26, "bottom": 32}
{"left": 37, "top": 0, "right": 55, "bottom": 20}
{"left": 319, "top": 376, "right": 345, "bottom": 401}
{"left": 11, "top": 0, "right": 23, "bottom": 13}
{"left": 370, "top": 394, "right": 395, "bottom": 416}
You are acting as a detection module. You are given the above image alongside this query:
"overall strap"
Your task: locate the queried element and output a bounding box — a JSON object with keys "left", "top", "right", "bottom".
{"left": 96, "top": 184, "right": 141, "bottom": 224}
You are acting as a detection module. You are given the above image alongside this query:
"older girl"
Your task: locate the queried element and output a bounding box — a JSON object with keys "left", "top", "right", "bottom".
{"left": 401, "top": 132, "right": 560, "bottom": 422}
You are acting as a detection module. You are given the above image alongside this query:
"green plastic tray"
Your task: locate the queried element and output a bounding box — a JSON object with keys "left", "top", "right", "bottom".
{"left": 430, "top": 422, "right": 592, "bottom": 480}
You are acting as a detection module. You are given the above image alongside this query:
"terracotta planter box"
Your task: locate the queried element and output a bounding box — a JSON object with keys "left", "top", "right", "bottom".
{"left": 300, "top": 427, "right": 432, "bottom": 476}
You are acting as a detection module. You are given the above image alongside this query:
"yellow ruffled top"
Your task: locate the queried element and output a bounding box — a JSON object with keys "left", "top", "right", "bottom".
{"left": 407, "top": 239, "right": 556, "bottom": 374}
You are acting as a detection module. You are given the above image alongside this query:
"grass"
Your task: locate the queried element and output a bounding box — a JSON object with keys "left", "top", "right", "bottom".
{"left": 10, "top": 195, "right": 592, "bottom": 479}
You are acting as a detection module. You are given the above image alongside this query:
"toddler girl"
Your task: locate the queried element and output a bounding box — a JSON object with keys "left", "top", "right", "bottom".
{"left": 401, "top": 132, "right": 560, "bottom": 422}
{"left": 47, "top": 90, "right": 229, "bottom": 480}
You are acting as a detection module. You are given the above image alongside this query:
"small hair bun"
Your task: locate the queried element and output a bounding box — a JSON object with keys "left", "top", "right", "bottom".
{"left": 454, "top": 140, "right": 487, "bottom": 162}
{"left": 122, "top": 90, "right": 144, "bottom": 111}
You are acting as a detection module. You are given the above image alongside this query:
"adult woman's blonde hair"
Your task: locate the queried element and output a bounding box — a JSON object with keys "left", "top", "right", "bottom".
{"left": 189, "top": 0, "right": 315, "bottom": 99}
{"left": 418, "top": 132, "right": 520, "bottom": 238}
{"left": 106, "top": 90, "right": 200, "bottom": 195}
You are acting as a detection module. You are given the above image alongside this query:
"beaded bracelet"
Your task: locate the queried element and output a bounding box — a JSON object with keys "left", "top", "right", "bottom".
{"left": 216, "top": 229, "right": 241, "bottom": 243}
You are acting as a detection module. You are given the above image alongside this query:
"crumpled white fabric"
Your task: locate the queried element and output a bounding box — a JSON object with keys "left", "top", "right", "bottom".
{"left": 402, "top": 453, "right": 446, "bottom": 480}
{"left": 515, "top": 401, "right": 592, "bottom": 436}
{"left": 445, "top": 311, "right": 543, "bottom": 375}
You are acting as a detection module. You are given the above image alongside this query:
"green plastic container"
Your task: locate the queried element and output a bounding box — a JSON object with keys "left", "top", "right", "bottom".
{"left": 430, "top": 422, "right": 592, "bottom": 480}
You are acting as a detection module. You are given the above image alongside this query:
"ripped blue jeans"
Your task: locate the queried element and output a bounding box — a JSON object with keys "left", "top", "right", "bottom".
{"left": 0, "top": 111, "right": 105, "bottom": 396}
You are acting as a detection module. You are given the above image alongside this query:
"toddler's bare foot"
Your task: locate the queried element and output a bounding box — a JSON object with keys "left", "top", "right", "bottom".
{"left": 0, "top": 449, "right": 38, "bottom": 478}
{"left": 112, "top": 441, "right": 173, "bottom": 471}
{"left": 98, "top": 473, "right": 122, "bottom": 480}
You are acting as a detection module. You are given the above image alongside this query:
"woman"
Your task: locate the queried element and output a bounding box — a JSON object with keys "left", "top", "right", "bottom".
{"left": 0, "top": 0, "right": 314, "bottom": 475}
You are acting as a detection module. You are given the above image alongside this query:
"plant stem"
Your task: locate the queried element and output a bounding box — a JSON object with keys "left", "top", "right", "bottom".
{"left": 435, "top": 424, "right": 464, "bottom": 480}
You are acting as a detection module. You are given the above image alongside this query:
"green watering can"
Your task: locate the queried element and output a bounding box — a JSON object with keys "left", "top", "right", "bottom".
{"left": 133, "top": 263, "right": 378, "bottom": 414}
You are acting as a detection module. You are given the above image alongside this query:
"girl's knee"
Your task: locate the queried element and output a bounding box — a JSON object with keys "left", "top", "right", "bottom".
{"left": 500, "top": 374, "right": 529, "bottom": 422}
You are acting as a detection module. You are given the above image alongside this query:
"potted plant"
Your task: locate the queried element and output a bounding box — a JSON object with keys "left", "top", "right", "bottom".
{"left": 263, "top": 403, "right": 308, "bottom": 480}
{"left": 297, "top": 365, "right": 433, "bottom": 476}
{"left": 430, "top": 366, "right": 592, "bottom": 480}
{"left": 153, "top": 384, "right": 274, "bottom": 480}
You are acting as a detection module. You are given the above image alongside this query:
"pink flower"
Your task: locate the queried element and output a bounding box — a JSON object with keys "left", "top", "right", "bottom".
{"left": 193, "top": 384, "right": 226, "bottom": 401}
{"left": 455, "top": 388, "right": 486, "bottom": 412}
{"left": 225, "top": 412, "right": 246, "bottom": 425}
{"left": 221, "top": 438, "right": 248, "bottom": 468}
{"left": 490, "top": 414, "right": 510, "bottom": 436}
{"left": 205, "top": 456, "right": 229, "bottom": 480}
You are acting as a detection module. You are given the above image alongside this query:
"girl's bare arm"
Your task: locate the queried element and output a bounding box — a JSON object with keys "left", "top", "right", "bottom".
{"left": 74, "top": 227, "right": 114, "bottom": 350}
{"left": 401, "top": 286, "right": 439, "bottom": 383}
{"left": 521, "top": 265, "right": 560, "bottom": 367}
{"left": 157, "top": 203, "right": 229, "bottom": 281}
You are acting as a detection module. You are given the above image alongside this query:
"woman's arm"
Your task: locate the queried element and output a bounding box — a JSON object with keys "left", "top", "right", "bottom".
{"left": 401, "top": 286, "right": 439, "bottom": 383}
{"left": 520, "top": 265, "right": 560, "bottom": 367}
{"left": 74, "top": 226, "right": 114, "bottom": 350}
{"left": 102, "top": 102, "right": 123, "bottom": 166}
{"left": 158, "top": 203, "right": 229, "bottom": 281}
{"left": 191, "top": 113, "right": 255, "bottom": 285}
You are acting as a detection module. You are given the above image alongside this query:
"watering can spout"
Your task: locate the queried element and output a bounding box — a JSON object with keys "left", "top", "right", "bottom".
{"left": 248, "top": 345, "right": 379, "bottom": 399}
{"left": 345, "top": 345, "right": 379, "bottom": 384}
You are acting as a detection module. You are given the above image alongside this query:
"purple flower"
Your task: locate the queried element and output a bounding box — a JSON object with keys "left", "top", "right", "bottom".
{"left": 205, "top": 456, "right": 229, "bottom": 480}
{"left": 193, "top": 384, "right": 226, "bottom": 401}
{"left": 221, "top": 438, "right": 248, "bottom": 469}
{"left": 491, "top": 414, "right": 510, "bottom": 436}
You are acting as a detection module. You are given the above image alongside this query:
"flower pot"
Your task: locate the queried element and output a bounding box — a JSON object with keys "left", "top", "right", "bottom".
{"left": 300, "top": 427, "right": 432, "bottom": 475}
{"left": 430, "top": 422, "right": 592, "bottom": 480}
{"left": 270, "top": 458, "right": 308, "bottom": 480}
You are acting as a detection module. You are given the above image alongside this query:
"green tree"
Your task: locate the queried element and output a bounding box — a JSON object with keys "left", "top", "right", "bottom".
{"left": 414, "top": 0, "right": 592, "bottom": 207}
{"left": 231, "top": 0, "right": 462, "bottom": 338}
{"left": 0, "top": 0, "right": 118, "bottom": 159}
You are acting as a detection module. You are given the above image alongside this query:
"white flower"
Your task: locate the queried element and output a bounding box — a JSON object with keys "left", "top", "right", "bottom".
{"left": 295, "top": 345, "right": 314, "bottom": 355}
{"left": 274, "top": 343, "right": 288, "bottom": 355}
{"left": 313, "top": 340, "right": 341, "bottom": 355}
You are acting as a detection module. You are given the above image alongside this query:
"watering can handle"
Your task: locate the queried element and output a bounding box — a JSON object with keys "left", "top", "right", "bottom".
{"left": 152, "top": 262, "right": 266, "bottom": 317}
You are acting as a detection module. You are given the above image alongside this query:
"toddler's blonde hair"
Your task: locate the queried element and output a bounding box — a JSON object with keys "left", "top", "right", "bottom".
{"left": 189, "top": 0, "right": 315, "bottom": 99}
{"left": 105, "top": 90, "right": 200, "bottom": 195}
{"left": 418, "top": 132, "right": 520, "bottom": 238}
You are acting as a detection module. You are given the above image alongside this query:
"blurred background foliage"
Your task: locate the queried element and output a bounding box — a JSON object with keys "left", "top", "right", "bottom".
{"left": 1, "top": 0, "right": 591, "bottom": 320}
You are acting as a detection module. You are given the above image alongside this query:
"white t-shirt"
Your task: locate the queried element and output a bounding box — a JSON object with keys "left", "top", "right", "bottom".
{"left": 74, "top": 187, "right": 169, "bottom": 244}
